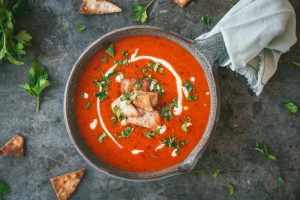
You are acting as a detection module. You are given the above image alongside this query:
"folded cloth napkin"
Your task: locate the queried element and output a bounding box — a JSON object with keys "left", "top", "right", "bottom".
{"left": 196, "top": 0, "right": 297, "bottom": 95}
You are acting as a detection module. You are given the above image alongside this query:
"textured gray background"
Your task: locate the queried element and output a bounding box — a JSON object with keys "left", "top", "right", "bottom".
{"left": 0, "top": 0, "right": 299, "bottom": 199}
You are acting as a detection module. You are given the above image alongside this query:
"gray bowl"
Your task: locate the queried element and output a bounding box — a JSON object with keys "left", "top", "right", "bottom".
{"left": 64, "top": 26, "right": 225, "bottom": 181}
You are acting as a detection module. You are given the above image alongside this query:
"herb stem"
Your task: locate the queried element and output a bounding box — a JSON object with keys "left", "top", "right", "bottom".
{"left": 146, "top": 0, "right": 154, "bottom": 9}
{"left": 36, "top": 95, "right": 40, "bottom": 112}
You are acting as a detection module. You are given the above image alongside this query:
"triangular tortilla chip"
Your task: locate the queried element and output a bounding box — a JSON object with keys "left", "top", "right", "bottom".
{"left": 50, "top": 168, "right": 85, "bottom": 200}
{"left": 79, "top": 0, "right": 122, "bottom": 15}
{"left": 0, "top": 135, "right": 25, "bottom": 157}
{"left": 173, "top": 0, "right": 190, "bottom": 8}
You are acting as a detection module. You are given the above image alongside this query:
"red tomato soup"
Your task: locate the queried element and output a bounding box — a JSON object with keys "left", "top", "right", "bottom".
{"left": 74, "top": 35, "right": 211, "bottom": 172}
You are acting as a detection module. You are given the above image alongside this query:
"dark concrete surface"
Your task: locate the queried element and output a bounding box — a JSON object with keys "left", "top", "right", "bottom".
{"left": 0, "top": 0, "right": 299, "bottom": 199}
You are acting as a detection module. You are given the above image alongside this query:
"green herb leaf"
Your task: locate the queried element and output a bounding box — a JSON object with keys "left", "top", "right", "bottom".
{"left": 201, "top": 16, "right": 212, "bottom": 25}
{"left": 95, "top": 91, "right": 107, "bottom": 101}
{"left": 161, "top": 134, "right": 188, "bottom": 154}
{"left": 144, "top": 131, "right": 155, "bottom": 138}
{"left": 284, "top": 100, "right": 298, "bottom": 114}
{"left": 111, "top": 116, "right": 117, "bottom": 126}
{"left": 85, "top": 102, "right": 91, "bottom": 109}
{"left": 277, "top": 176, "right": 285, "bottom": 184}
{"left": 113, "top": 105, "right": 121, "bottom": 119}
{"left": 0, "top": 181, "right": 11, "bottom": 198}
{"left": 101, "top": 57, "right": 108, "bottom": 63}
{"left": 226, "top": 183, "right": 235, "bottom": 196}
{"left": 19, "top": 60, "right": 50, "bottom": 112}
{"left": 105, "top": 44, "right": 115, "bottom": 58}
{"left": 254, "top": 142, "right": 278, "bottom": 161}
{"left": 98, "top": 132, "right": 108, "bottom": 143}
{"left": 292, "top": 62, "right": 300, "bottom": 67}
{"left": 213, "top": 169, "right": 221, "bottom": 178}
{"left": 161, "top": 98, "right": 177, "bottom": 121}
{"left": 181, "top": 117, "right": 191, "bottom": 133}
{"left": 187, "top": 95, "right": 198, "bottom": 101}
{"left": 120, "top": 127, "right": 134, "bottom": 138}
{"left": 122, "top": 50, "right": 128, "bottom": 58}
{"left": 192, "top": 168, "right": 206, "bottom": 176}
{"left": 76, "top": 23, "right": 86, "bottom": 31}
{"left": 131, "top": 0, "right": 153, "bottom": 23}
{"left": 184, "top": 80, "right": 195, "bottom": 92}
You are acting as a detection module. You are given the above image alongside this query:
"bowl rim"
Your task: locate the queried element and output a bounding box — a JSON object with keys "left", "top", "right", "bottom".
{"left": 64, "top": 25, "right": 219, "bottom": 181}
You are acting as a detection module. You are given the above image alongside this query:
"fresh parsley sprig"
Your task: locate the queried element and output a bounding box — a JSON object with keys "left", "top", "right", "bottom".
{"left": 0, "top": 181, "right": 10, "bottom": 199}
{"left": 131, "top": 0, "right": 154, "bottom": 23}
{"left": 20, "top": 60, "right": 50, "bottom": 112}
{"left": 0, "top": 0, "right": 32, "bottom": 66}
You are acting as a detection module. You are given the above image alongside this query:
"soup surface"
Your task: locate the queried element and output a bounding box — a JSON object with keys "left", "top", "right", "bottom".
{"left": 74, "top": 35, "right": 211, "bottom": 172}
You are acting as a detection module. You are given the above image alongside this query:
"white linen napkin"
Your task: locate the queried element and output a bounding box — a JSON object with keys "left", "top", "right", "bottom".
{"left": 196, "top": 0, "right": 297, "bottom": 95}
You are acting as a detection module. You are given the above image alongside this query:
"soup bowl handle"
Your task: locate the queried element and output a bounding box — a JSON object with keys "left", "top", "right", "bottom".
{"left": 192, "top": 33, "right": 228, "bottom": 68}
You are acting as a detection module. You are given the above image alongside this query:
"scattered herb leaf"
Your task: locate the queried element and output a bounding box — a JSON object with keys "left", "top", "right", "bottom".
{"left": 101, "top": 57, "right": 108, "bottom": 63}
{"left": 161, "top": 98, "right": 177, "bottom": 121}
{"left": 120, "top": 127, "right": 134, "bottom": 138}
{"left": 111, "top": 116, "right": 117, "bottom": 126}
{"left": 122, "top": 50, "right": 128, "bottom": 58}
{"left": 187, "top": 95, "right": 198, "bottom": 101}
{"left": 292, "top": 61, "right": 300, "bottom": 67}
{"left": 19, "top": 60, "right": 50, "bottom": 112}
{"left": 254, "top": 142, "right": 278, "bottom": 161}
{"left": 98, "top": 132, "right": 108, "bottom": 143}
{"left": 192, "top": 168, "right": 206, "bottom": 176}
{"left": 277, "top": 176, "right": 285, "bottom": 184}
{"left": 0, "top": 181, "right": 11, "bottom": 199}
{"left": 95, "top": 91, "right": 107, "bottom": 101}
{"left": 213, "top": 168, "right": 221, "bottom": 178}
{"left": 161, "top": 134, "right": 188, "bottom": 154}
{"left": 226, "top": 183, "right": 235, "bottom": 196}
{"left": 113, "top": 105, "right": 121, "bottom": 119}
{"left": 105, "top": 44, "right": 115, "bottom": 58}
{"left": 76, "top": 23, "right": 86, "bottom": 31}
{"left": 144, "top": 131, "right": 155, "bottom": 138}
{"left": 184, "top": 80, "right": 195, "bottom": 92}
{"left": 201, "top": 16, "right": 212, "bottom": 25}
{"left": 284, "top": 100, "right": 298, "bottom": 115}
{"left": 181, "top": 117, "right": 191, "bottom": 133}
{"left": 85, "top": 102, "right": 91, "bottom": 109}
{"left": 131, "top": 0, "right": 153, "bottom": 23}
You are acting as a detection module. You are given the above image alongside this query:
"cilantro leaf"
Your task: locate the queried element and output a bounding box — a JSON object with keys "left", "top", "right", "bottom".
{"left": 98, "top": 132, "right": 108, "bottom": 143}
{"left": 76, "top": 23, "right": 86, "bottom": 31}
{"left": 101, "top": 57, "right": 108, "bottom": 63}
{"left": 284, "top": 100, "right": 298, "bottom": 115}
{"left": 105, "top": 44, "right": 115, "bottom": 58}
{"left": 181, "top": 117, "right": 191, "bottom": 133}
{"left": 131, "top": 0, "right": 153, "bottom": 23}
{"left": 144, "top": 131, "right": 155, "bottom": 138}
{"left": 192, "top": 168, "right": 206, "bottom": 176}
{"left": 95, "top": 91, "right": 107, "bottom": 101}
{"left": 277, "top": 176, "right": 285, "bottom": 184}
{"left": 254, "top": 142, "right": 278, "bottom": 161}
{"left": 0, "top": 181, "right": 11, "bottom": 198}
{"left": 113, "top": 105, "right": 121, "bottom": 119}
{"left": 20, "top": 60, "right": 50, "bottom": 112}
{"left": 120, "top": 127, "right": 134, "bottom": 138}
{"left": 201, "top": 16, "right": 212, "bottom": 25}
{"left": 226, "top": 183, "right": 235, "bottom": 196}
{"left": 212, "top": 169, "right": 221, "bottom": 178}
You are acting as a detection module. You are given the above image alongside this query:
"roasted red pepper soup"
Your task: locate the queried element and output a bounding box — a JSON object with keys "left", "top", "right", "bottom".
{"left": 74, "top": 35, "right": 210, "bottom": 172}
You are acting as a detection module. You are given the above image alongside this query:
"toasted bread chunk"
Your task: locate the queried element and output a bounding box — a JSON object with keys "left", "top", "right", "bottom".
{"left": 128, "top": 108, "right": 161, "bottom": 130}
{"left": 50, "top": 168, "right": 85, "bottom": 200}
{"left": 79, "top": 0, "right": 122, "bottom": 15}
{"left": 133, "top": 92, "right": 158, "bottom": 111}
{"left": 111, "top": 97, "right": 139, "bottom": 118}
{"left": 0, "top": 135, "right": 24, "bottom": 157}
{"left": 173, "top": 0, "right": 190, "bottom": 8}
{"left": 121, "top": 79, "right": 150, "bottom": 94}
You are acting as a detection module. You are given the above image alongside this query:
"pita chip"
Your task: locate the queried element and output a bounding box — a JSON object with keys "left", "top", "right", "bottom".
{"left": 0, "top": 134, "right": 25, "bottom": 157}
{"left": 50, "top": 168, "right": 85, "bottom": 200}
{"left": 173, "top": 0, "right": 190, "bottom": 8}
{"left": 79, "top": 0, "right": 122, "bottom": 15}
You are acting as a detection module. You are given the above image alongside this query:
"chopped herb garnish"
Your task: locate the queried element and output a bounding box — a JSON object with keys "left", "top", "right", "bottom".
{"left": 76, "top": 23, "right": 86, "bottom": 31}
{"left": 201, "top": 16, "right": 212, "bottom": 25}
{"left": 144, "top": 131, "right": 155, "bottom": 138}
{"left": 148, "top": 62, "right": 160, "bottom": 72}
{"left": 120, "top": 127, "right": 134, "bottom": 138}
{"left": 151, "top": 82, "right": 164, "bottom": 97}
{"left": 284, "top": 100, "right": 298, "bottom": 114}
{"left": 161, "top": 98, "right": 177, "bottom": 121}
{"left": 113, "top": 105, "right": 121, "bottom": 119}
{"left": 161, "top": 134, "right": 188, "bottom": 154}
{"left": 141, "top": 68, "right": 149, "bottom": 73}
{"left": 187, "top": 95, "right": 198, "bottom": 101}
{"left": 105, "top": 44, "right": 115, "bottom": 58}
{"left": 145, "top": 62, "right": 165, "bottom": 74}
{"left": 131, "top": 0, "right": 153, "bottom": 23}
{"left": 212, "top": 169, "right": 221, "bottom": 178}
{"left": 114, "top": 59, "right": 129, "bottom": 66}
{"left": 158, "top": 67, "right": 164, "bottom": 74}
{"left": 136, "top": 79, "right": 142, "bottom": 88}
{"left": 181, "top": 117, "right": 191, "bottom": 133}
{"left": 277, "top": 176, "right": 285, "bottom": 184}
{"left": 85, "top": 102, "right": 91, "bottom": 109}
{"left": 120, "top": 92, "right": 131, "bottom": 101}
{"left": 292, "top": 61, "right": 300, "bottom": 67}
{"left": 19, "top": 60, "right": 51, "bottom": 112}
{"left": 184, "top": 80, "right": 195, "bottom": 92}
{"left": 0, "top": 181, "right": 11, "bottom": 199}
{"left": 122, "top": 50, "right": 128, "bottom": 58}
{"left": 101, "top": 57, "right": 108, "bottom": 63}
{"left": 192, "top": 168, "right": 206, "bottom": 176}
{"left": 98, "top": 132, "right": 108, "bottom": 143}
{"left": 95, "top": 91, "right": 107, "bottom": 101}
{"left": 226, "top": 183, "right": 235, "bottom": 196}
{"left": 111, "top": 116, "right": 117, "bottom": 126}
{"left": 254, "top": 142, "right": 278, "bottom": 161}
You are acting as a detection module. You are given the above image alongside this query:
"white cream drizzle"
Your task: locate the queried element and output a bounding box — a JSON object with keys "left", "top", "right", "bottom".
{"left": 83, "top": 92, "right": 89, "bottom": 99}
{"left": 184, "top": 106, "right": 188, "bottom": 110}
{"left": 190, "top": 77, "right": 195, "bottom": 82}
{"left": 155, "top": 144, "right": 165, "bottom": 151}
{"left": 115, "top": 73, "right": 124, "bottom": 83}
{"left": 89, "top": 119, "right": 97, "bottom": 130}
{"left": 206, "top": 91, "right": 210, "bottom": 95}
{"left": 181, "top": 86, "right": 189, "bottom": 98}
{"left": 131, "top": 149, "right": 144, "bottom": 155}
{"left": 97, "top": 48, "right": 184, "bottom": 149}
{"left": 171, "top": 149, "right": 178, "bottom": 157}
